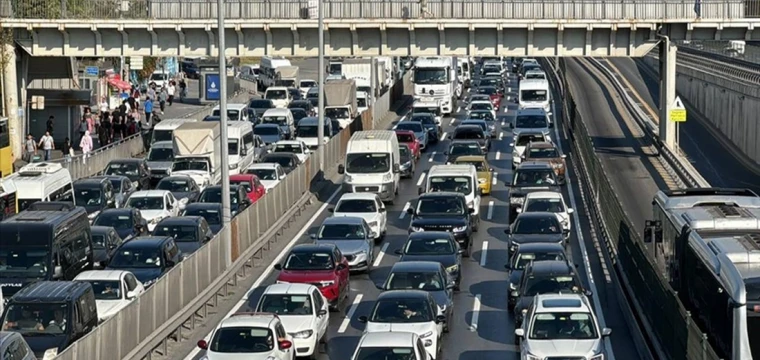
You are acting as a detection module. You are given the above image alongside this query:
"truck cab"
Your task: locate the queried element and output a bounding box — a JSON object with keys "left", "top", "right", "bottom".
{"left": 338, "top": 131, "right": 401, "bottom": 204}
{"left": 412, "top": 56, "right": 461, "bottom": 115}
{"left": 171, "top": 122, "right": 222, "bottom": 189}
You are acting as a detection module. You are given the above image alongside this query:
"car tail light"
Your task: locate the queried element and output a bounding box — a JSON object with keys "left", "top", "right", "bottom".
{"left": 197, "top": 340, "right": 208, "bottom": 350}
{"left": 279, "top": 339, "right": 293, "bottom": 349}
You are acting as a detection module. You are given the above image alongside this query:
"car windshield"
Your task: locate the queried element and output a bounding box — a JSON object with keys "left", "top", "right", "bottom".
{"left": 184, "top": 208, "right": 221, "bottom": 225}
{"left": 462, "top": 122, "right": 487, "bottom": 132}
{"left": 476, "top": 87, "right": 497, "bottom": 95}
{"left": 209, "top": 327, "right": 275, "bottom": 353}
{"left": 396, "top": 123, "right": 422, "bottom": 133}
{"left": 247, "top": 168, "right": 277, "bottom": 181}
{"left": 296, "top": 125, "right": 319, "bottom": 137}
{"left": 105, "top": 162, "right": 139, "bottom": 176}
{"left": 449, "top": 143, "right": 482, "bottom": 157}
{"left": 516, "top": 134, "right": 545, "bottom": 147}
{"left": 404, "top": 238, "right": 455, "bottom": 255}
{"left": 370, "top": 299, "right": 433, "bottom": 323}
{"left": 410, "top": 115, "right": 435, "bottom": 125}
{"left": 530, "top": 312, "right": 598, "bottom": 340}
{"left": 480, "top": 78, "right": 500, "bottom": 86}
{"left": 127, "top": 196, "right": 164, "bottom": 210}
{"left": 399, "top": 147, "right": 411, "bottom": 161}
{"left": 470, "top": 103, "right": 492, "bottom": 111}
{"left": 157, "top": 179, "right": 193, "bottom": 192}
{"left": 254, "top": 126, "right": 280, "bottom": 136}
{"left": 152, "top": 130, "right": 173, "bottom": 143}
{"left": 513, "top": 252, "right": 566, "bottom": 270}
{"left": 258, "top": 294, "right": 313, "bottom": 315}
{"left": 227, "top": 139, "right": 240, "bottom": 156}
{"left": 0, "top": 249, "right": 50, "bottom": 278}
{"left": 265, "top": 89, "right": 287, "bottom": 100}
{"left": 455, "top": 160, "right": 486, "bottom": 171}
{"left": 429, "top": 176, "right": 472, "bottom": 196}
{"left": 525, "top": 198, "right": 565, "bottom": 213}
{"left": 109, "top": 248, "right": 162, "bottom": 268}
{"left": 283, "top": 251, "right": 334, "bottom": 270}
{"left": 528, "top": 147, "right": 559, "bottom": 158}
{"left": 521, "top": 89, "right": 548, "bottom": 102}
{"left": 413, "top": 68, "right": 448, "bottom": 85}
{"left": 387, "top": 271, "right": 445, "bottom": 291}
{"left": 230, "top": 180, "right": 253, "bottom": 193}
{"left": 396, "top": 133, "right": 416, "bottom": 143}
{"left": 75, "top": 188, "right": 102, "bottom": 206}
{"left": 513, "top": 169, "right": 557, "bottom": 186}
{"left": 470, "top": 95, "right": 490, "bottom": 102}
{"left": 1, "top": 303, "right": 69, "bottom": 335}
{"left": 274, "top": 143, "right": 303, "bottom": 154}
{"left": 526, "top": 73, "right": 546, "bottom": 80}
{"left": 453, "top": 128, "right": 484, "bottom": 140}
{"left": 515, "top": 115, "right": 548, "bottom": 128}
{"left": 417, "top": 197, "right": 465, "bottom": 215}
{"left": 355, "top": 347, "right": 416, "bottom": 360}
{"left": 200, "top": 189, "right": 238, "bottom": 204}
{"left": 291, "top": 109, "right": 307, "bottom": 122}
{"left": 83, "top": 280, "right": 122, "bottom": 300}
{"left": 345, "top": 153, "right": 390, "bottom": 174}
{"left": 336, "top": 199, "right": 377, "bottom": 213}
{"left": 514, "top": 216, "right": 561, "bottom": 234}
{"left": 172, "top": 160, "right": 208, "bottom": 172}
{"left": 468, "top": 112, "right": 495, "bottom": 121}
{"left": 250, "top": 100, "right": 273, "bottom": 109}
{"left": 212, "top": 109, "right": 241, "bottom": 120}
{"left": 412, "top": 107, "right": 440, "bottom": 116}
{"left": 262, "top": 155, "right": 294, "bottom": 169}
{"left": 150, "top": 73, "right": 168, "bottom": 81}
{"left": 318, "top": 224, "right": 366, "bottom": 240}
{"left": 525, "top": 275, "right": 579, "bottom": 296}
{"left": 301, "top": 81, "right": 317, "bottom": 88}
{"left": 357, "top": 98, "right": 368, "bottom": 107}
{"left": 263, "top": 116, "right": 288, "bottom": 126}
{"left": 147, "top": 148, "right": 174, "bottom": 162}
{"left": 153, "top": 225, "right": 198, "bottom": 241}
{"left": 325, "top": 108, "right": 349, "bottom": 119}
{"left": 93, "top": 213, "right": 133, "bottom": 230}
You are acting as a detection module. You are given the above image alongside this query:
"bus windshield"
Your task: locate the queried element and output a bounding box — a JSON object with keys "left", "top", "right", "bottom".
{"left": 0, "top": 248, "right": 50, "bottom": 279}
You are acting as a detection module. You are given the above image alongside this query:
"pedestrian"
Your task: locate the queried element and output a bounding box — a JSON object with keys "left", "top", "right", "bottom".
{"left": 62, "top": 137, "right": 73, "bottom": 162}
{"left": 179, "top": 79, "right": 187, "bottom": 102}
{"left": 119, "top": 99, "right": 128, "bottom": 115}
{"left": 144, "top": 97, "right": 154, "bottom": 125}
{"left": 158, "top": 87, "right": 167, "bottom": 113}
{"left": 23, "top": 134, "right": 37, "bottom": 163}
{"left": 167, "top": 81, "right": 176, "bottom": 106}
{"left": 38, "top": 131, "right": 54, "bottom": 161}
{"left": 98, "top": 123, "right": 109, "bottom": 148}
{"left": 113, "top": 118, "right": 124, "bottom": 142}
{"left": 46, "top": 115, "right": 54, "bottom": 135}
{"left": 102, "top": 115, "right": 113, "bottom": 144}
{"left": 79, "top": 131, "right": 93, "bottom": 164}
{"left": 99, "top": 97, "right": 109, "bottom": 114}
{"left": 83, "top": 108, "right": 95, "bottom": 133}
{"left": 127, "top": 117, "right": 137, "bottom": 136}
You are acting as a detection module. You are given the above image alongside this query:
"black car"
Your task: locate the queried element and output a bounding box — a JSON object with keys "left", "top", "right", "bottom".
{"left": 288, "top": 100, "right": 313, "bottom": 115}
{"left": 450, "top": 124, "right": 490, "bottom": 152}
{"left": 408, "top": 113, "right": 441, "bottom": 143}
{"left": 504, "top": 212, "right": 567, "bottom": 256}
{"left": 510, "top": 260, "right": 588, "bottom": 326}
{"left": 198, "top": 185, "right": 251, "bottom": 216}
{"left": 152, "top": 216, "right": 214, "bottom": 255}
{"left": 92, "top": 208, "right": 149, "bottom": 241}
{"left": 106, "top": 236, "right": 182, "bottom": 287}
{"left": 181, "top": 203, "right": 223, "bottom": 235}
{"left": 395, "top": 232, "right": 463, "bottom": 288}
{"left": 288, "top": 87, "right": 302, "bottom": 100}
{"left": 73, "top": 178, "right": 116, "bottom": 217}
{"left": 507, "top": 162, "right": 561, "bottom": 219}
{"left": 407, "top": 192, "right": 476, "bottom": 255}
{"left": 505, "top": 242, "right": 568, "bottom": 301}
{"left": 104, "top": 158, "right": 151, "bottom": 191}
{"left": 398, "top": 144, "right": 415, "bottom": 179}
{"left": 249, "top": 98, "right": 275, "bottom": 117}
{"left": 156, "top": 175, "right": 201, "bottom": 203}
{"left": 260, "top": 153, "right": 302, "bottom": 174}
{"left": 443, "top": 141, "right": 484, "bottom": 164}
{"left": 91, "top": 225, "right": 124, "bottom": 268}
{"left": 290, "top": 108, "right": 308, "bottom": 126}
{"left": 476, "top": 77, "right": 504, "bottom": 92}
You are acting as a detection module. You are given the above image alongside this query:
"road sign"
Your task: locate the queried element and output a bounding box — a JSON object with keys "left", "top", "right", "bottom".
{"left": 669, "top": 96, "right": 686, "bottom": 122}
{"left": 130, "top": 56, "right": 144, "bottom": 70}
{"left": 85, "top": 66, "right": 99, "bottom": 77}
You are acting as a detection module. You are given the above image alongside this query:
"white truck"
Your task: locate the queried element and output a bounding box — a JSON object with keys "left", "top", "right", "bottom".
{"left": 324, "top": 79, "right": 358, "bottom": 129}
{"left": 338, "top": 130, "right": 401, "bottom": 203}
{"left": 341, "top": 58, "right": 386, "bottom": 97}
{"left": 275, "top": 66, "right": 300, "bottom": 88}
{"left": 171, "top": 122, "right": 222, "bottom": 189}
{"left": 412, "top": 56, "right": 462, "bottom": 116}
{"left": 375, "top": 56, "right": 394, "bottom": 88}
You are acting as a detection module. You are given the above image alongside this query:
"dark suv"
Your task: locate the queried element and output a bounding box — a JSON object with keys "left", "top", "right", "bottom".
{"left": 510, "top": 260, "right": 589, "bottom": 326}
{"left": 444, "top": 141, "right": 484, "bottom": 164}
{"left": 407, "top": 192, "right": 475, "bottom": 256}
{"left": 504, "top": 212, "right": 568, "bottom": 256}
{"left": 507, "top": 162, "right": 560, "bottom": 220}
{"left": 73, "top": 177, "right": 116, "bottom": 218}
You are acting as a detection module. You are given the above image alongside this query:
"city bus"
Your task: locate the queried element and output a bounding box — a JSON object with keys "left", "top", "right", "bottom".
{"left": 0, "top": 117, "right": 12, "bottom": 177}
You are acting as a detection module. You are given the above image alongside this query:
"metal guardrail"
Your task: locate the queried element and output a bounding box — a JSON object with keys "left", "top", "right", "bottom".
{"left": 543, "top": 57, "right": 721, "bottom": 360}
{"left": 53, "top": 72, "right": 413, "bottom": 360}
{"left": 678, "top": 40, "right": 760, "bottom": 66}
{"left": 675, "top": 49, "right": 760, "bottom": 84}
{"left": 0, "top": 0, "right": 755, "bottom": 20}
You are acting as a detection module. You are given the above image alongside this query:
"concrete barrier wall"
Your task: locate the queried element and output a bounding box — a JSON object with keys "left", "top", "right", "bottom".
{"left": 643, "top": 56, "right": 760, "bottom": 170}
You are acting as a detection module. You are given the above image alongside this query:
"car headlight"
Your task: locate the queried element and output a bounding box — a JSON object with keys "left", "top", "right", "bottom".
{"left": 345, "top": 174, "right": 354, "bottom": 182}
{"left": 43, "top": 348, "right": 58, "bottom": 360}
{"left": 478, "top": 178, "right": 486, "bottom": 184}
{"left": 319, "top": 280, "right": 335, "bottom": 287}
{"left": 591, "top": 355, "right": 604, "bottom": 360}
{"left": 150, "top": 217, "right": 163, "bottom": 224}
{"left": 276, "top": 280, "right": 290, "bottom": 284}
{"left": 291, "top": 329, "right": 314, "bottom": 339}
{"left": 400, "top": 161, "right": 411, "bottom": 170}
{"left": 510, "top": 197, "right": 524, "bottom": 204}
{"left": 368, "top": 221, "right": 378, "bottom": 228}
{"left": 266, "top": 357, "right": 277, "bottom": 360}
{"left": 410, "top": 226, "right": 424, "bottom": 232}
{"left": 446, "top": 264, "right": 459, "bottom": 273}
{"left": 438, "top": 304, "right": 447, "bottom": 314}
{"left": 229, "top": 163, "right": 239, "bottom": 170}
{"left": 88, "top": 210, "right": 100, "bottom": 219}
{"left": 509, "top": 282, "right": 517, "bottom": 290}
{"left": 382, "top": 173, "right": 393, "bottom": 182}
{"left": 453, "top": 226, "right": 467, "bottom": 233}
{"left": 467, "top": 200, "right": 474, "bottom": 208}
{"left": 132, "top": 181, "right": 139, "bottom": 188}
{"left": 419, "top": 331, "right": 433, "bottom": 339}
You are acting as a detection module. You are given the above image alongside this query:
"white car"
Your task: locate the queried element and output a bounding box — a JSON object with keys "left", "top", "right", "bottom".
{"left": 519, "top": 191, "right": 574, "bottom": 236}
{"left": 265, "top": 86, "right": 292, "bottom": 108}
{"left": 272, "top": 140, "right": 311, "bottom": 163}
{"left": 359, "top": 290, "right": 445, "bottom": 359}
{"left": 245, "top": 163, "right": 287, "bottom": 192}
{"left": 515, "top": 293, "right": 611, "bottom": 360}
{"left": 329, "top": 193, "right": 388, "bottom": 241}
{"left": 299, "top": 79, "right": 317, "bottom": 98}
{"left": 198, "top": 313, "right": 295, "bottom": 360}
{"left": 74, "top": 270, "right": 145, "bottom": 322}
{"left": 255, "top": 283, "right": 329, "bottom": 358}
{"left": 466, "top": 100, "right": 496, "bottom": 120}
{"left": 351, "top": 331, "right": 433, "bottom": 360}
{"left": 124, "top": 190, "right": 183, "bottom": 231}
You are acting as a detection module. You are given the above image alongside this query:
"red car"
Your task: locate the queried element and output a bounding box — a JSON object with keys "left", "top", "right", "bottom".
{"left": 229, "top": 174, "right": 266, "bottom": 203}
{"left": 274, "top": 243, "right": 350, "bottom": 309}
{"left": 394, "top": 129, "right": 421, "bottom": 161}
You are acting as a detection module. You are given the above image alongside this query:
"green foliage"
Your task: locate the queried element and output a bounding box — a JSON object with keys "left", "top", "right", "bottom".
{"left": 137, "top": 57, "right": 158, "bottom": 81}
{"left": 9, "top": 0, "right": 149, "bottom": 19}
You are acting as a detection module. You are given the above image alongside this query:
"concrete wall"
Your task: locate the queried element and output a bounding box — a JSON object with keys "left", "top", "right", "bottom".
{"left": 643, "top": 55, "right": 760, "bottom": 170}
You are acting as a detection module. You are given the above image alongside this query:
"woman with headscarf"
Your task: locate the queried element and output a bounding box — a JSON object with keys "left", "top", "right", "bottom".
{"left": 79, "top": 131, "right": 93, "bottom": 164}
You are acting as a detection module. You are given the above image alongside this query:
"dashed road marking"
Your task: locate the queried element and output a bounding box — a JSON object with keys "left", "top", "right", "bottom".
{"left": 486, "top": 201, "right": 494, "bottom": 220}
{"left": 442, "top": 132, "right": 447, "bottom": 140}
{"left": 429, "top": 151, "right": 437, "bottom": 163}
{"left": 469, "top": 294, "right": 482, "bottom": 331}
{"left": 480, "top": 241, "right": 489, "bottom": 266}
{"left": 338, "top": 294, "right": 363, "bottom": 333}
{"left": 492, "top": 172, "right": 498, "bottom": 186}
{"left": 499, "top": 132, "right": 504, "bottom": 140}
{"left": 495, "top": 151, "right": 501, "bottom": 160}
{"left": 416, "top": 172, "right": 427, "bottom": 187}
{"left": 373, "top": 243, "right": 389, "bottom": 267}
{"left": 399, "top": 202, "right": 411, "bottom": 220}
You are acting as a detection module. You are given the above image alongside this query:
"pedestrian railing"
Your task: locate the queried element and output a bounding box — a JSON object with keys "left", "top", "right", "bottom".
{"left": 50, "top": 133, "right": 145, "bottom": 181}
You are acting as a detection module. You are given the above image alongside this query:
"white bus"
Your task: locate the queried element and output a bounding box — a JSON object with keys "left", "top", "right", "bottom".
{"left": 152, "top": 118, "right": 198, "bottom": 144}
{"left": 5, "top": 162, "right": 74, "bottom": 211}
{"left": 227, "top": 122, "right": 256, "bottom": 175}
{"left": 259, "top": 56, "right": 292, "bottom": 89}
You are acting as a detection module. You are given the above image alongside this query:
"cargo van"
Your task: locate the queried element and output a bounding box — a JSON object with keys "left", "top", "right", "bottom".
{"left": 226, "top": 121, "right": 256, "bottom": 175}
{"left": 338, "top": 130, "right": 400, "bottom": 203}
{"left": 212, "top": 103, "right": 250, "bottom": 122}
{"left": 295, "top": 117, "right": 333, "bottom": 149}
{"left": 4, "top": 162, "right": 73, "bottom": 212}
{"left": 423, "top": 164, "right": 482, "bottom": 224}
{"left": 518, "top": 79, "right": 551, "bottom": 114}
{"left": 264, "top": 86, "right": 292, "bottom": 108}
{"left": 152, "top": 118, "right": 198, "bottom": 144}
{"left": 259, "top": 56, "right": 292, "bottom": 89}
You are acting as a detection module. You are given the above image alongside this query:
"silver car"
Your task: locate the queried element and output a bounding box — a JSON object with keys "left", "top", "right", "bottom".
{"left": 311, "top": 216, "right": 376, "bottom": 272}
{"left": 0, "top": 332, "right": 35, "bottom": 360}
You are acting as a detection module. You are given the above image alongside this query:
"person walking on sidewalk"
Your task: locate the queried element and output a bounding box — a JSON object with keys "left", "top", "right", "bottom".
{"left": 79, "top": 131, "right": 93, "bottom": 164}
{"left": 46, "top": 116, "right": 55, "bottom": 135}
{"left": 144, "top": 97, "right": 154, "bottom": 126}
{"left": 179, "top": 79, "right": 187, "bottom": 102}
{"left": 38, "top": 131, "right": 54, "bottom": 161}
{"left": 62, "top": 137, "right": 73, "bottom": 162}
{"left": 23, "top": 134, "right": 37, "bottom": 163}
{"left": 167, "top": 81, "right": 176, "bottom": 106}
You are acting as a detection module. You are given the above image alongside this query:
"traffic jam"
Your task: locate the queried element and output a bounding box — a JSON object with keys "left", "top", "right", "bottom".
{"left": 0, "top": 57, "right": 612, "bottom": 360}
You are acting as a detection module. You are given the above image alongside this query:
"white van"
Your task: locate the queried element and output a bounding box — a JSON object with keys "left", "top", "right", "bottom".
{"left": 264, "top": 86, "right": 292, "bottom": 109}
{"left": 5, "top": 162, "right": 74, "bottom": 211}
{"left": 259, "top": 56, "right": 292, "bottom": 88}
{"left": 212, "top": 103, "right": 250, "bottom": 122}
{"left": 227, "top": 122, "right": 256, "bottom": 175}
{"left": 149, "top": 71, "right": 170, "bottom": 88}
{"left": 338, "top": 130, "right": 400, "bottom": 203}
{"left": 152, "top": 118, "right": 198, "bottom": 144}
{"left": 518, "top": 79, "right": 551, "bottom": 114}
{"left": 261, "top": 108, "right": 295, "bottom": 140}
{"left": 424, "top": 164, "right": 481, "bottom": 222}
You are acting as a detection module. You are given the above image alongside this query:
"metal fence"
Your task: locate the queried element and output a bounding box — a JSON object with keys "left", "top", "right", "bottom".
{"left": 549, "top": 58, "right": 721, "bottom": 360}
{"left": 1, "top": 0, "right": 757, "bottom": 20}
{"left": 53, "top": 72, "right": 412, "bottom": 360}
{"left": 50, "top": 133, "right": 145, "bottom": 181}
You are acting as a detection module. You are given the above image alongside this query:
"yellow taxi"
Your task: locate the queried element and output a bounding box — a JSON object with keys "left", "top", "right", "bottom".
{"left": 454, "top": 155, "right": 493, "bottom": 195}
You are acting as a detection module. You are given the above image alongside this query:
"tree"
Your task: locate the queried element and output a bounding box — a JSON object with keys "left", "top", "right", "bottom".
{"left": 9, "top": 0, "right": 149, "bottom": 19}
{"left": 137, "top": 57, "right": 158, "bottom": 82}
{"left": 0, "top": 27, "right": 13, "bottom": 116}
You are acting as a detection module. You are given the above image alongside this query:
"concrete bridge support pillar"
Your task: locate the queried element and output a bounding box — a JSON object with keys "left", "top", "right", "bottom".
{"left": 2, "top": 42, "right": 20, "bottom": 163}
{"left": 658, "top": 39, "right": 677, "bottom": 149}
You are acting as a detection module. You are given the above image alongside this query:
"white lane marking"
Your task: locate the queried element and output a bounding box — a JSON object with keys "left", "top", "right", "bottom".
{"left": 469, "top": 294, "right": 482, "bottom": 331}
{"left": 184, "top": 186, "right": 342, "bottom": 360}
{"left": 508, "top": 87, "right": 512, "bottom": 92}
{"left": 442, "top": 132, "right": 447, "bottom": 140}
{"left": 486, "top": 201, "right": 494, "bottom": 220}
{"left": 456, "top": 106, "right": 462, "bottom": 113}
{"left": 449, "top": 118, "right": 455, "bottom": 126}
{"left": 338, "top": 294, "right": 364, "bottom": 333}
{"left": 416, "top": 172, "right": 427, "bottom": 187}
{"left": 428, "top": 151, "right": 437, "bottom": 162}
{"left": 480, "top": 241, "right": 489, "bottom": 266}
{"left": 399, "top": 202, "right": 411, "bottom": 220}
{"left": 499, "top": 132, "right": 504, "bottom": 140}
{"left": 373, "top": 242, "right": 389, "bottom": 267}
{"left": 492, "top": 172, "right": 498, "bottom": 186}
{"left": 495, "top": 151, "right": 501, "bottom": 160}
{"left": 550, "top": 99, "right": 616, "bottom": 360}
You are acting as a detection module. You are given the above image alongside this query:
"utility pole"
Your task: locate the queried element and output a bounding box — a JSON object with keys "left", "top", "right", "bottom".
{"left": 217, "top": 0, "right": 232, "bottom": 267}
{"left": 317, "top": 0, "right": 325, "bottom": 173}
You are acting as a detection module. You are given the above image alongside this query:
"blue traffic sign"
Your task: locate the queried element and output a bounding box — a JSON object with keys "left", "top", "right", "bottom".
{"left": 85, "top": 66, "right": 99, "bottom": 76}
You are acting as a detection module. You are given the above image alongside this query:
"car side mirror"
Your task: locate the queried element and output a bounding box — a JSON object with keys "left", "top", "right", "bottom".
{"left": 504, "top": 228, "right": 511, "bottom": 235}
{"left": 468, "top": 208, "right": 475, "bottom": 214}
{"left": 394, "top": 248, "right": 403, "bottom": 255}
{"left": 379, "top": 208, "right": 386, "bottom": 213}
{"left": 584, "top": 290, "right": 593, "bottom": 297}
{"left": 548, "top": 122, "right": 554, "bottom": 128}
{"left": 602, "top": 328, "right": 612, "bottom": 337}
{"left": 336, "top": 263, "right": 348, "bottom": 271}
{"left": 406, "top": 208, "right": 415, "bottom": 215}
{"left": 318, "top": 309, "right": 327, "bottom": 316}
{"left": 309, "top": 234, "right": 317, "bottom": 240}
{"left": 166, "top": 260, "right": 176, "bottom": 267}
{"left": 458, "top": 248, "right": 465, "bottom": 254}
{"left": 375, "top": 282, "right": 385, "bottom": 290}
{"left": 358, "top": 315, "right": 368, "bottom": 323}
{"left": 273, "top": 263, "right": 283, "bottom": 271}
{"left": 504, "top": 264, "right": 512, "bottom": 270}
{"left": 442, "top": 151, "right": 448, "bottom": 155}
{"left": 392, "top": 163, "right": 400, "bottom": 174}
{"left": 53, "top": 266, "right": 63, "bottom": 279}
{"left": 514, "top": 328, "right": 525, "bottom": 338}
{"left": 338, "top": 164, "right": 345, "bottom": 174}
{"left": 418, "top": 187, "right": 424, "bottom": 195}
{"left": 197, "top": 340, "right": 209, "bottom": 350}
{"left": 563, "top": 229, "right": 569, "bottom": 236}
{"left": 369, "top": 231, "right": 378, "bottom": 239}
{"left": 567, "top": 208, "right": 574, "bottom": 214}
{"left": 489, "top": 168, "right": 494, "bottom": 172}
{"left": 435, "top": 315, "right": 446, "bottom": 323}
{"left": 446, "top": 283, "right": 455, "bottom": 290}
{"left": 126, "top": 290, "right": 137, "bottom": 299}
{"left": 561, "top": 154, "right": 567, "bottom": 159}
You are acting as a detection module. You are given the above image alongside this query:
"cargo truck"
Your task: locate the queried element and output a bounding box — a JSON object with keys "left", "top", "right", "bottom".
{"left": 275, "top": 66, "right": 300, "bottom": 88}
{"left": 324, "top": 79, "right": 358, "bottom": 129}
{"left": 341, "top": 59, "right": 386, "bottom": 97}
{"left": 171, "top": 122, "right": 222, "bottom": 189}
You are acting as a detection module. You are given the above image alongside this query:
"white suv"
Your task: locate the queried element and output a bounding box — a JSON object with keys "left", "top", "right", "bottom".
{"left": 255, "top": 283, "right": 329, "bottom": 358}
{"left": 330, "top": 192, "right": 388, "bottom": 242}
{"left": 515, "top": 293, "right": 611, "bottom": 360}
{"left": 351, "top": 331, "right": 433, "bottom": 360}
{"left": 198, "top": 313, "right": 295, "bottom": 360}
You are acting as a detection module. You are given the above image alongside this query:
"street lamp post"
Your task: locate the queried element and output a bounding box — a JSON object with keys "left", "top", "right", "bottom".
{"left": 317, "top": 0, "right": 325, "bottom": 173}
{"left": 217, "top": 0, "right": 232, "bottom": 267}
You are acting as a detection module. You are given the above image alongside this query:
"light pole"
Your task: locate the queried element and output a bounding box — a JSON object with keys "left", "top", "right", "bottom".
{"left": 217, "top": 0, "right": 232, "bottom": 267}
{"left": 317, "top": 0, "right": 325, "bottom": 173}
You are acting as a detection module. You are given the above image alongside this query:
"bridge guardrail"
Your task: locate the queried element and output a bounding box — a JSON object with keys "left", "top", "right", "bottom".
{"left": 0, "top": 0, "right": 753, "bottom": 20}
{"left": 52, "top": 71, "right": 412, "bottom": 360}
